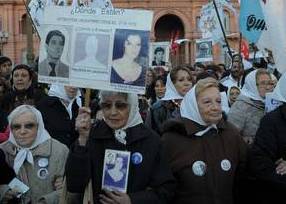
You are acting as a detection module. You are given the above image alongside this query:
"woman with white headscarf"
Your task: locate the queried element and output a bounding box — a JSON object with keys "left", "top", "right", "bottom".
{"left": 0, "top": 105, "right": 69, "bottom": 204}
{"left": 227, "top": 69, "right": 274, "bottom": 145}
{"left": 162, "top": 77, "right": 247, "bottom": 204}
{"left": 249, "top": 72, "right": 286, "bottom": 203}
{"left": 145, "top": 66, "right": 193, "bottom": 134}
{"left": 37, "top": 84, "right": 83, "bottom": 147}
{"left": 63, "top": 91, "right": 176, "bottom": 204}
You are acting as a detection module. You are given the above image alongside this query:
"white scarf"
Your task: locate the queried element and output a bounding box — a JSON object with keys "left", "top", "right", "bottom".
{"left": 271, "top": 72, "right": 286, "bottom": 103}
{"left": 8, "top": 105, "right": 51, "bottom": 174}
{"left": 48, "top": 84, "right": 82, "bottom": 119}
{"left": 114, "top": 93, "right": 143, "bottom": 145}
{"left": 180, "top": 85, "right": 218, "bottom": 136}
{"left": 241, "top": 69, "right": 264, "bottom": 102}
{"left": 161, "top": 74, "right": 183, "bottom": 101}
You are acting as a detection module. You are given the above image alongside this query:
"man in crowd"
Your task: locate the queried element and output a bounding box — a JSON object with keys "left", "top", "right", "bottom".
{"left": 0, "top": 56, "right": 12, "bottom": 80}
{"left": 221, "top": 59, "right": 244, "bottom": 89}
{"left": 39, "top": 30, "right": 69, "bottom": 78}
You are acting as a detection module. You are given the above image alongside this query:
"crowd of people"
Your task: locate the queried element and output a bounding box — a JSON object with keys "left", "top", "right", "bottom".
{"left": 0, "top": 53, "right": 286, "bottom": 204}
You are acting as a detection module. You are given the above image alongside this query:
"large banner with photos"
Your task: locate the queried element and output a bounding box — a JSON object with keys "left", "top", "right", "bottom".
{"left": 38, "top": 6, "right": 153, "bottom": 94}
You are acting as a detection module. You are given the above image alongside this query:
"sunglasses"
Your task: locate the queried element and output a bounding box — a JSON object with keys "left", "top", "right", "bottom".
{"left": 11, "top": 123, "right": 37, "bottom": 131}
{"left": 100, "top": 102, "right": 129, "bottom": 111}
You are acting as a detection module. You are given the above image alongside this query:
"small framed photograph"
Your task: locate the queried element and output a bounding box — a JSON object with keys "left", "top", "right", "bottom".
{"left": 102, "top": 149, "right": 131, "bottom": 193}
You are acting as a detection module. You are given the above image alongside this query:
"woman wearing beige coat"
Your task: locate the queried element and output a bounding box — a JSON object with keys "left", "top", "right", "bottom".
{"left": 0, "top": 105, "right": 69, "bottom": 204}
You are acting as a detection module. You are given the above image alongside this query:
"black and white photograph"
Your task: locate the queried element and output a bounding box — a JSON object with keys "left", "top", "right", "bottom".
{"left": 102, "top": 149, "right": 130, "bottom": 193}
{"left": 110, "top": 29, "right": 149, "bottom": 87}
{"left": 73, "top": 33, "right": 109, "bottom": 69}
{"left": 195, "top": 38, "right": 213, "bottom": 62}
{"left": 149, "top": 42, "right": 170, "bottom": 68}
{"left": 38, "top": 28, "right": 70, "bottom": 78}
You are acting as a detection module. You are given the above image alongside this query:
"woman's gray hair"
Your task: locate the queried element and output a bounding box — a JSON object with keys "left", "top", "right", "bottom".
{"left": 8, "top": 105, "right": 43, "bottom": 127}
{"left": 99, "top": 91, "right": 129, "bottom": 103}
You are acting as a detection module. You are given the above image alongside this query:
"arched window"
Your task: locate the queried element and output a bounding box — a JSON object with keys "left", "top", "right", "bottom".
{"left": 19, "top": 14, "right": 27, "bottom": 35}
{"left": 223, "top": 10, "right": 230, "bottom": 34}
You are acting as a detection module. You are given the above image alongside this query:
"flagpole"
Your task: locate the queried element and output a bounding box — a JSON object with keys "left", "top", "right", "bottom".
{"left": 212, "top": 0, "right": 233, "bottom": 59}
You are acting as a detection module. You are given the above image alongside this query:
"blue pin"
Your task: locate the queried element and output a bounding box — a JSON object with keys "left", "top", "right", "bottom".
{"left": 131, "top": 152, "right": 143, "bottom": 165}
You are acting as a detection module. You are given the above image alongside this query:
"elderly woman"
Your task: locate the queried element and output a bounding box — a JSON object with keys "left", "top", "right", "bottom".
{"left": 37, "top": 84, "right": 83, "bottom": 147}
{"left": 227, "top": 69, "right": 274, "bottom": 145}
{"left": 0, "top": 105, "right": 69, "bottom": 204}
{"left": 249, "top": 73, "right": 286, "bottom": 203}
{"left": 64, "top": 91, "right": 175, "bottom": 204}
{"left": 0, "top": 64, "right": 46, "bottom": 114}
{"left": 111, "top": 30, "right": 149, "bottom": 86}
{"left": 162, "top": 77, "right": 247, "bottom": 204}
{"left": 146, "top": 66, "right": 192, "bottom": 134}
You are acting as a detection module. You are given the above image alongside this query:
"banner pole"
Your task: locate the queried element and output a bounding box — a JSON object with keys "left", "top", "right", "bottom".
{"left": 212, "top": 0, "right": 233, "bottom": 59}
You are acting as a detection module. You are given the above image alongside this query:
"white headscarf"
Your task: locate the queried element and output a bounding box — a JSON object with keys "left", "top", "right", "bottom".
{"left": 48, "top": 84, "right": 82, "bottom": 119}
{"left": 8, "top": 105, "right": 51, "bottom": 174}
{"left": 271, "top": 72, "right": 286, "bottom": 103}
{"left": 241, "top": 69, "right": 264, "bottom": 102}
{"left": 161, "top": 73, "right": 183, "bottom": 101}
{"left": 180, "top": 85, "right": 217, "bottom": 136}
{"left": 100, "top": 92, "right": 143, "bottom": 145}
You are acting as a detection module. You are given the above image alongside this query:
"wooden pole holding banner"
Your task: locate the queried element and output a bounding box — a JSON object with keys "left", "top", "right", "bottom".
{"left": 84, "top": 89, "right": 91, "bottom": 108}
{"left": 212, "top": 0, "right": 233, "bottom": 60}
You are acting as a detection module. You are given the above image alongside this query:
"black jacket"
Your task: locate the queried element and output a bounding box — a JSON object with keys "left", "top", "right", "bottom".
{"left": 0, "top": 149, "right": 15, "bottom": 184}
{"left": 37, "top": 96, "right": 81, "bottom": 147}
{"left": 65, "top": 121, "right": 176, "bottom": 204}
{"left": 249, "top": 103, "right": 286, "bottom": 203}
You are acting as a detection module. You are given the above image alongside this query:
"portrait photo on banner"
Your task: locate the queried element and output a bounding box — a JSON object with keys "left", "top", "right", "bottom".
{"left": 195, "top": 38, "right": 213, "bottom": 63}
{"left": 149, "top": 42, "right": 170, "bottom": 70}
{"left": 38, "top": 25, "right": 72, "bottom": 79}
{"left": 73, "top": 33, "right": 109, "bottom": 70}
{"left": 110, "top": 29, "right": 150, "bottom": 87}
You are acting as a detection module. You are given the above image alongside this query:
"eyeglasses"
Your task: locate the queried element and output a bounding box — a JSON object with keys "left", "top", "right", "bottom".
{"left": 257, "top": 81, "right": 274, "bottom": 87}
{"left": 11, "top": 123, "right": 37, "bottom": 131}
{"left": 100, "top": 102, "right": 129, "bottom": 111}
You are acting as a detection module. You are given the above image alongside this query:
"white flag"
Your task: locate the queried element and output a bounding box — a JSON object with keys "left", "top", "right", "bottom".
{"left": 257, "top": 0, "right": 286, "bottom": 74}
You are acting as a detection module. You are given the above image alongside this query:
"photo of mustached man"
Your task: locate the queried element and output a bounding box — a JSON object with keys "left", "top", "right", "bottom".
{"left": 39, "top": 30, "right": 69, "bottom": 78}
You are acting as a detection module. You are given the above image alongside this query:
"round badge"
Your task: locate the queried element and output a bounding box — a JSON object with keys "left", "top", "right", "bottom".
{"left": 131, "top": 152, "right": 143, "bottom": 165}
{"left": 37, "top": 168, "right": 49, "bottom": 180}
{"left": 192, "top": 161, "right": 207, "bottom": 176}
{"left": 221, "top": 159, "right": 231, "bottom": 171}
{"left": 38, "top": 158, "right": 49, "bottom": 168}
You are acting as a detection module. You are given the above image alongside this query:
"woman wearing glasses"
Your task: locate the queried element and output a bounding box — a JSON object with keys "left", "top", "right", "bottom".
{"left": 64, "top": 91, "right": 175, "bottom": 204}
{"left": 0, "top": 105, "right": 69, "bottom": 204}
{"left": 227, "top": 69, "right": 274, "bottom": 145}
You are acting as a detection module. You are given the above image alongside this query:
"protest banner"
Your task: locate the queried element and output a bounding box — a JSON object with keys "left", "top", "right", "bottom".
{"left": 195, "top": 38, "right": 213, "bottom": 63}
{"left": 38, "top": 6, "right": 153, "bottom": 94}
{"left": 149, "top": 42, "right": 170, "bottom": 71}
{"left": 28, "top": 0, "right": 113, "bottom": 38}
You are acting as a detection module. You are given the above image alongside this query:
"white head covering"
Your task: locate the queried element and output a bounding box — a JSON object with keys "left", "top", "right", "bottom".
{"left": 180, "top": 85, "right": 218, "bottom": 136}
{"left": 48, "top": 84, "right": 82, "bottom": 119}
{"left": 100, "top": 92, "right": 143, "bottom": 144}
{"left": 161, "top": 73, "right": 183, "bottom": 101}
{"left": 271, "top": 72, "right": 286, "bottom": 103}
{"left": 241, "top": 69, "right": 264, "bottom": 102}
{"left": 8, "top": 105, "right": 51, "bottom": 174}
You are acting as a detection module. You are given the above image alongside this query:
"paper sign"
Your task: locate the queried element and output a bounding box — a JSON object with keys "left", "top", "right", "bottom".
{"left": 102, "top": 149, "right": 130, "bottom": 193}
{"left": 38, "top": 6, "right": 153, "bottom": 94}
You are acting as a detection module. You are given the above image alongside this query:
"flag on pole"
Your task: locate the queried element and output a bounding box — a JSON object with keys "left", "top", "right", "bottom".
{"left": 240, "top": 39, "right": 249, "bottom": 60}
{"left": 170, "top": 30, "right": 179, "bottom": 55}
{"left": 257, "top": 0, "right": 286, "bottom": 74}
{"left": 239, "top": 0, "right": 267, "bottom": 43}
